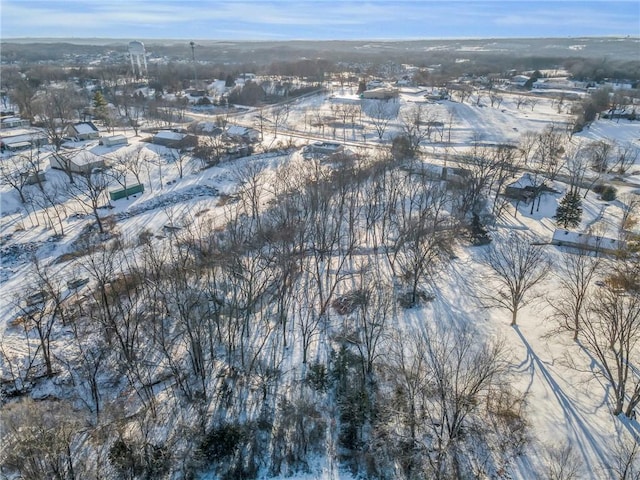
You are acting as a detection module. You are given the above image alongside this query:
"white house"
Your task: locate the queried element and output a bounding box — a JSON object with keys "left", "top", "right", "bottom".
{"left": 224, "top": 125, "right": 260, "bottom": 143}
{"left": 70, "top": 122, "right": 100, "bottom": 141}
{"left": 151, "top": 130, "right": 197, "bottom": 148}
{"left": 552, "top": 229, "right": 625, "bottom": 254}
{"left": 0, "top": 116, "right": 30, "bottom": 129}
{"left": 302, "top": 142, "right": 344, "bottom": 159}
{"left": 361, "top": 88, "right": 399, "bottom": 100}
{"left": 510, "top": 75, "right": 531, "bottom": 87}
{"left": 50, "top": 151, "right": 105, "bottom": 174}
{"left": 504, "top": 173, "right": 543, "bottom": 202}
{"left": 0, "top": 127, "right": 48, "bottom": 151}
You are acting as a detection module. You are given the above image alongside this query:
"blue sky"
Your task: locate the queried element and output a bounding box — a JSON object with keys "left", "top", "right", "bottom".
{"left": 1, "top": 0, "right": 638, "bottom": 40}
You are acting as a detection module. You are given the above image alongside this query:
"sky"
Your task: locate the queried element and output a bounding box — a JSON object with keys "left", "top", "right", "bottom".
{"left": 1, "top": 0, "right": 639, "bottom": 41}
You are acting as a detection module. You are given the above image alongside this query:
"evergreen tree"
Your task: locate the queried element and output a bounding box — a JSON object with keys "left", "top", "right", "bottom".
{"left": 555, "top": 191, "right": 583, "bottom": 229}
{"left": 92, "top": 91, "right": 108, "bottom": 121}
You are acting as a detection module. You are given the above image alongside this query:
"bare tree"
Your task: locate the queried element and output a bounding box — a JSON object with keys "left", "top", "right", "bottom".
{"left": 337, "top": 267, "right": 392, "bottom": 377}
{"left": 363, "top": 98, "right": 399, "bottom": 140}
{"left": 612, "top": 141, "right": 640, "bottom": 175}
{"left": 34, "top": 84, "right": 85, "bottom": 152}
{"left": 605, "top": 431, "right": 640, "bottom": 480}
{"left": 620, "top": 193, "right": 640, "bottom": 233}
{"left": 550, "top": 249, "right": 600, "bottom": 340}
{"left": 544, "top": 441, "right": 584, "bottom": 480}
{"left": 269, "top": 103, "right": 290, "bottom": 141}
{"left": 31, "top": 178, "right": 68, "bottom": 236}
{"left": 581, "top": 286, "right": 640, "bottom": 417}
{"left": 68, "top": 169, "right": 111, "bottom": 233}
{"left": 170, "top": 148, "right": 190, "bottom": 179}
{"left": 382, "top": 324, "right": 510, "bottom": 479}
{"left": 8, "top": 76, "right": 38, "bottom": 121}
{"left": 13, "top": 257, "right": 70, "bottom": 377}
{"left": 518, "top": 131, "right": 538, "bottom": 167}
{"left": 489, "top": 93, "right": 504, "bottom": 108}
{"left": 564, "top": 143, "right": 591, "bottom": 196}
{"left": 535, "top": 123, "right": 566, "bottom": 182}
{"left": 0, "top": 150, "right": 41, "bottom": 203}
{"left": 399, "top": 103, "right": 431, "bottom": 153}
{"left": 0, "top": 398, "right": 83, "bottom": 480}
{"left": 482, "top": 233, "right": 551, "bottom": 325}
{"left": 589, "top": 139, "right": 614, "bottom": 173}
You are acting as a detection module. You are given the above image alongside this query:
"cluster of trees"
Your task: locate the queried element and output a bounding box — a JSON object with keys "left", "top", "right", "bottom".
{"left": 2, "top": 133, "right": 640, "bottom": 478}
{"left": 0, "top": 147, "right": 539, "bottom": 479}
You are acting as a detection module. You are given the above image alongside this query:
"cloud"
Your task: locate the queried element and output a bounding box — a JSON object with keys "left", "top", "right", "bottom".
{"left": 1, "top": 0, "right": 637, "bottom": 39}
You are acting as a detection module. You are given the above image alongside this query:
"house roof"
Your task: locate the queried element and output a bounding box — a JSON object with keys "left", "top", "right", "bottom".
{"left": 72, "top": 122, "right": 99, "bottom": 135}
{"left": 552, "top": 228, "right": 625, "bottom": 252}
{"left": 154, "top": 130, "right": 185, "bottom": 141}
{"left": 66, "top": 150, "right": 104, "bottom": 166}
{"left": 226, "top": 125, "right": 257, "bottom": 137}
{"left": 104, "top": 135, "right": 127, "bottom": 142}
{"left": 507, "top": 173, "right": 538, "bottom": 190}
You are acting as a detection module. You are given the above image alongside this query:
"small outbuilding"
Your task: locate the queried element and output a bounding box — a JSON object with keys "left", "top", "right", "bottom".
{"left": 302, "top": 142, "right": 344, "bottom": 159}
{"left": 100, "top": 135, "right": 129, "bottom": 147}
{"left": 0, "top": 128, "right": 48, "bottom": 151}
{"left": 50, "top": 151, "right": 105, "bottom": 174}
{"left": 361, "top": 88, "right": 399, "bottom": 100}
{"left": 224, "top": 125, "right": 260, "bottom": 143}
{"left": 152, "top": 130, "right": 197, "bottom": 149}
{"left": 504, "top": 173, "right": 541, "bottom": 202}
{"left": 70, "top": 122, "right": 100, "bottom": 141}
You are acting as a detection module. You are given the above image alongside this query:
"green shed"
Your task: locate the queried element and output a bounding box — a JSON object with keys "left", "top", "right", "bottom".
{"left": 110, "top": 184, "right": 144, "bottom": 201}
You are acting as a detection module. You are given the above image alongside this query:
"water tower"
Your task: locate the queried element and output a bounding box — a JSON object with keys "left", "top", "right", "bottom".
{"left": 128, "top": 41, "right": 148, "bottom": 78}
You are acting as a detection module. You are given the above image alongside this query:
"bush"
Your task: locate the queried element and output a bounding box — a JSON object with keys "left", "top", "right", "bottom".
{"left": 600, "top": 185, "right": 617, "bottom": 201}
{"left": 199, "top": 423, "right": 247, "bottom": 460}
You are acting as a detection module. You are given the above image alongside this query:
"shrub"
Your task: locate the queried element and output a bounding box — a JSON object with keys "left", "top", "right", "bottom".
{"left": 601, "top": 185, "right": 617, "bottom": 201}
{"left": 199, "top": 423, "right": 247, "bottom": 461}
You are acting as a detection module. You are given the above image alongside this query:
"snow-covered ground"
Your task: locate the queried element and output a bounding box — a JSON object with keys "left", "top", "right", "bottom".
{"left": 1, "top": 86, "right": 640, "bottom": 478}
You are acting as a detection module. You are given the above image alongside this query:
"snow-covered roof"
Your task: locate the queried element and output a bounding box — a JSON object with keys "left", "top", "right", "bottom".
{"left": 226, "top": 125, "right": 255, "bottom": 136}
{"left": 103, "top": 135, "right": 127, "bottom": 142}
{"left": 154, "top": 130, "right": 186, "bottom": 141}
{"left": 67, "top": 150, "right": 104, "bottom": 166}
{"left": 507, "top": 173, "right": 538, "bottom": 189}
{"left": 1, "top": 116, "right": 26, "bottom": 124}
{"left": 552, "top": 228, "right": 625, "bottom": 252}
{"left": 72, "top": 122, "right": 99, "bottom": 134}
{"left": 0, "top": 127, "right": 44, "bottom": 140}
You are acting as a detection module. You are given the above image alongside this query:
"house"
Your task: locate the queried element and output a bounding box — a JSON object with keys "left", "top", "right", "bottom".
{"left": 100, "top": 135, "right": 128, "bottom": 147}
{"left": 302, "top": 142, "right": 344, "bottom": 159}
{"left": 70, "top": 122, "right": 100, "bottom": 141}
{"left": 152, "top": 130, "right": 197, "bottom": 149}
{"left": 0, "top": 116, "right": 30, "bottom": 129}
{"left": 361, "top": 88, "right": 399, "bottom": 100}
{"left": 424, "top": 88, "right": 450, "bottom": 101}
{"left": 0, "top": 128, "right": 48, "bottom": 152}
{"left": 510, "top": 75, "right": 531, "bottom": 87}
{"left": 504, "top": 173, "right": 542, "bottom": 202}
{"left": 50, "top": 151, "right": 105, "bottom": 174}
{"left": 224, "top": 125, "right": 260, "bottom": 143}
{"left": 552, "top": 229, "right": 626, "bottom": 254}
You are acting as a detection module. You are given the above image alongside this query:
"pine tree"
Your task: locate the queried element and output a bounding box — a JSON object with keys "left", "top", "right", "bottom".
{"left": 555, "top": 191, "right": 583, "bottom": 229}
{"left": 92, "top": 91, "right": 108, "bottom": 120}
